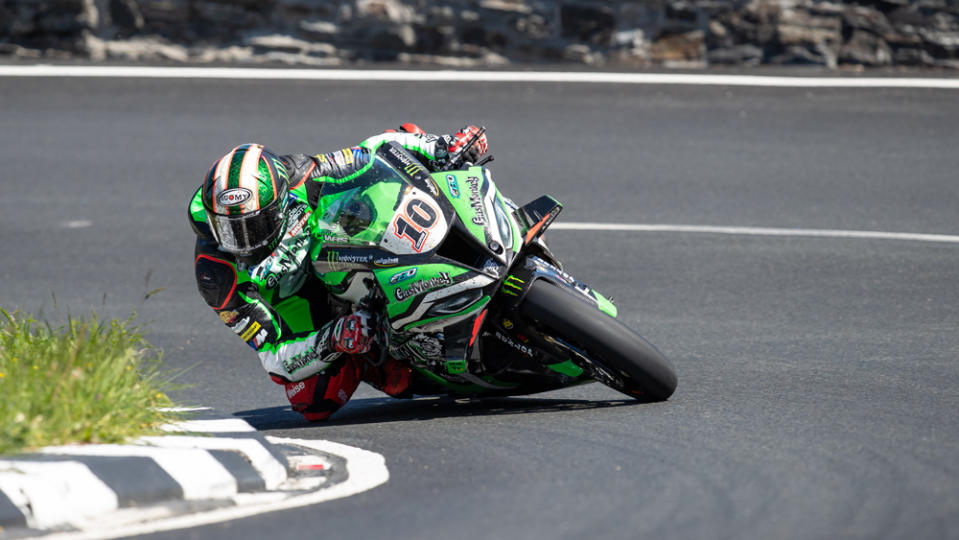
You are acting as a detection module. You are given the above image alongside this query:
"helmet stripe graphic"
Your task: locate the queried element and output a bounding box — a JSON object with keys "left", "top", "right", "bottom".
{"left": 266, "top": 154, "right": 277, "bottom": 198}
{"left": 212, "top": 146, "right": 238, "bottom": 214}
{"left": 239, "top": 144, "right": 264, "bottom": 212}
{"left": 227, "top": 144, "right": 250, "bottom": 190}
{"left": 226, "top": 145, "right": 251, "bottom": 215}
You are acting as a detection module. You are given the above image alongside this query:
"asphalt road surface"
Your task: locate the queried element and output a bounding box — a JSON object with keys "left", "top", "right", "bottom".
{"left": 1, "top": 72, "right": 958, "bottom": 540}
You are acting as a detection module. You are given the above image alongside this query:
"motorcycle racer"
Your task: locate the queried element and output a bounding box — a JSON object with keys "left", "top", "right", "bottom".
{"left": 188, "top": 124, "right": 489, "bottom": 420}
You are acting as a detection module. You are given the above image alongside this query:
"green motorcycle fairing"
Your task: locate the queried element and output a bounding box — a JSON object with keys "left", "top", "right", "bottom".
{"left": 305, "top": 142, "right": 598, "bottom": 394}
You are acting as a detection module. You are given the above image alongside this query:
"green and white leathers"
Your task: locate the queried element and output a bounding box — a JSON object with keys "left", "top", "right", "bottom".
{"left": 193, "top": 132, "right": 678, "bottom": 403}
{"left": 190, "top": 133, "right": 458, "bottom": 383}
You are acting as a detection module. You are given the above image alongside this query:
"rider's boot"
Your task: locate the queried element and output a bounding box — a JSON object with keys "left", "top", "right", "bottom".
{"left": 363, "top": 356, "right": 414, "bottom": 399}
{"left": 272, "top": 355, "right": 366, "bottom": 421}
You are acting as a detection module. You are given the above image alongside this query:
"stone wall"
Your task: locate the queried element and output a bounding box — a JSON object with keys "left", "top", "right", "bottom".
{"left": 2, "top": 0, "right": 958, "bottom": 69}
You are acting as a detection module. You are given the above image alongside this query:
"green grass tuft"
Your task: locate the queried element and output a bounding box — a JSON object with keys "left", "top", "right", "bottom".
{"left": 0, "top": 308, "right": 185, "bottom": 455}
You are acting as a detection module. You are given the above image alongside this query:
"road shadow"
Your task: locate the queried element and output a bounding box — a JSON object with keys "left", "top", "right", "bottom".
{"left": 234, "top": 395, "right": 642, "bottom": 431}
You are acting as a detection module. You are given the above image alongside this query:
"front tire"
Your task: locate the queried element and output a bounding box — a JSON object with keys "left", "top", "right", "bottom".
{"left": 520, "top": 280, "right": 677, "bottom": 402}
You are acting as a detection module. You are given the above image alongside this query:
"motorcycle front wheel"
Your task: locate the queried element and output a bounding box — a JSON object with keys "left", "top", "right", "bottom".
{"left": 519, "top": 280, "right": 677, "bottom": 402}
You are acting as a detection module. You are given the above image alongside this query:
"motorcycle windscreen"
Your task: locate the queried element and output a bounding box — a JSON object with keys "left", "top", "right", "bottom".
{"left": 311, "top": 159, "right": 406, "bottom": 247}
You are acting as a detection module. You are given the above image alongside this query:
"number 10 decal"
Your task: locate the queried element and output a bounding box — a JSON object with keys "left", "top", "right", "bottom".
{"left": 393, "top": 198, "right": 438, "bottom": 252}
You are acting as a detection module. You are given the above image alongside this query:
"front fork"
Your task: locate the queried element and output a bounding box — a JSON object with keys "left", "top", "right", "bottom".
{"left": 497, "top": 255, "right": 618, "bottom": 319}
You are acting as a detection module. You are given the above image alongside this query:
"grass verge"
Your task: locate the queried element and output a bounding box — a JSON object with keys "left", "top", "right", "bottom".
{"left": 0, "top": 309, "right": 184, "bottom": 455}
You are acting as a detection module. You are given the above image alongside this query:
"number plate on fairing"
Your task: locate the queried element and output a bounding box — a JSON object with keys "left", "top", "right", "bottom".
{"left": 379, "top": 187, "right": 449, "bottom": 255}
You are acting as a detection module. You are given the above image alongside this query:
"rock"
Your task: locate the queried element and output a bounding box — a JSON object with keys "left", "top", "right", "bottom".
{"left": 356, "top": 0, "right": 418, "bottom": 24}
{"left": 4, "top": 4, "right": 40, "bottom": 39}
{"left": 708, "top": 43, "right": 764, "bottom": 66}
{"left": 515, "top": 13, "right": 550, "bottom": 40}
{"left": 839, "top": 29, "right": 892, "bottom": 66}
{"left": 563, "top": 43, "right": 599, "bottom": 64}
{"left": 560, "top": 3, "right": 615, "bottom": 45}
{"left": 191, "top": 45, "right": 255, "bottom": 64}
{"left": 479, "top": 0, "right": 531, "bottom": 14}
{"left": 663, "top": 0, "right": 705, "bottom": 33}
{"left": 614, "top": 28, "right": 645, "bottom": 48}
{"left": 713, "top": 3, "right": 778, "bottom": 48}
{"left": 246, "top": 34, "right": 310, "bottom": 54}
{"left": 364, "top": 23, "right": 417, "bottom": 60}
{"left": 36, "top": 0, "right": 98, "bottom": 34}
{"left": 299, "top": 20, "right": 339, "bottom": 41}
{"left": 842, "top": 5, "right": 893, "bottom": 36}
{"left": 893, "top": 46, "right": 936, "bottom": 66}
{"left": 109, "top": 0, "right": 144, "bottom": 33}
{"left": 412, "top": 23, "right": 453, "bottom": 53}
{"left": 2, "top": 0, "right": 959, "bottom": 70}
{"left": 397, "top": 51, "right": 505, "bottom": 67}
{"left": 0, "top": 42, "right": 42, "bottom": 57}
{"left": 708, "top": 19, "right": 728, "bottom": 41}
{"left": 919, "top": 28, "right": 959, "bottom": 57}
{"left": 100, "top": 36, "right": 190, "bottom": 61}
{"left": 776, "top": 8, "right": 841, "bottom": 49}
{"left": 769, "top": 44, "right": 837, "bottom": 67}
{"left": 650, "top": 30, "right": 705, "bottom": 63}
{"left": 190, "top": 2, "right": 269, "bottom": 40}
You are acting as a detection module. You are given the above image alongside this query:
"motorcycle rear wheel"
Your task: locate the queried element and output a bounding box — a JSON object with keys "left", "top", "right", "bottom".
{"left": 520, "top": 280, "right": 677, "bottom": 402}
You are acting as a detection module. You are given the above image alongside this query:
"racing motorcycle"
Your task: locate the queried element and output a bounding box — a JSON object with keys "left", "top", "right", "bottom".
{"left": 309, "top": 133, "right": 677, "bottom": 402}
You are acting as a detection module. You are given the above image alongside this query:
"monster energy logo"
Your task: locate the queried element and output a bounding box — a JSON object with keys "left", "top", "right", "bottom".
{"left": 325, "top": 251, "right": 372, "bottom": 272}
{"left": 272, "top": 158, "right": 289, "bottom": 180}
{"left": 389, "top": 146, "right": 422, "bottom": 176}
{"left": 502, "top": 275, "right": 525, "bottom": 296}
{"left": 394, "top": 272, "right": 454, "bottom": 301}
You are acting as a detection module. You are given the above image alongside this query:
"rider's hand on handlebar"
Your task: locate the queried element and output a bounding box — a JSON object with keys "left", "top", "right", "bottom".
{"left": 450, "top": 125, "right": 489, "bottom": 164}
{"left": 330, "top": 311, "right": 373, "bottom": 355}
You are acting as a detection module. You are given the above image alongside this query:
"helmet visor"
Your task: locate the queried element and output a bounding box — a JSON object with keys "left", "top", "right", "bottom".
{"left": 208, "top": 198, "right": 286, "bottom": 256}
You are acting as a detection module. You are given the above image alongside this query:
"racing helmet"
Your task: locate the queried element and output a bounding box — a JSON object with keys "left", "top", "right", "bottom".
{"left": 201, "top": 144, "right": 290, "bottom": 262}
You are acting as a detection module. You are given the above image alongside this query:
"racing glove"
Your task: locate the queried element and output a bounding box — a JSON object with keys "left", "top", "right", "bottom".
{"left": 329, "top": 311, "right": 374, "bottom": 355}
{"left": 449, "top": 125, "right": 489, "bottom": 164}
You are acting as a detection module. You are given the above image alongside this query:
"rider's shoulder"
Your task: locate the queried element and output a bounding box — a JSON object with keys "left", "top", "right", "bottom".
{"left": 280, "top": 153, "right": 319, "bottom": 188}
{"left": 188, "top": 186, "right": 214, "bottom": 239}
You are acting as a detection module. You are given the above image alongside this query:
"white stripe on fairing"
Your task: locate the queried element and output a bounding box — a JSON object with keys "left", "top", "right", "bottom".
{"left": 1, "top": 66, "right": 959, "bottom": 89}
{"left": 40, "top": 444, "right": 237, "bottom": 500}
{"left": 549, "top": 223, "right": 959, "bottom": 244}
{"left": 391, "top": 274, "right": 495, "bottom": 331}
{"left": 137, "top": 435, "right": 287, "bottom": 490}
{"left": 41, "top": 438, "right": 389, "bottom": 540}
{"left": 0, "top": 460, "right": 119, "bottom": 529}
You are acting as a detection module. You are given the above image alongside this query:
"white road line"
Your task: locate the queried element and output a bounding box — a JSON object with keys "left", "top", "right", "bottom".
{"left": 60, "top": 220, "right": 92, "bottom": 229}
{"left": 160, "top": 418, "right": 257, "bottom": 433}
{"left": 1, "top": 65, "right": 958, "bottom": 88}
{"left": 550, "top": 223, "right": 959, "bottom": 244}
{"left": 41, "top": 438, "right": 389, "bottom": 540}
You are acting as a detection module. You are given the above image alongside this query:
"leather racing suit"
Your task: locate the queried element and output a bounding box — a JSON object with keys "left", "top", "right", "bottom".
{"left": 188, "top": 130, "right": 468, "bottom": 420}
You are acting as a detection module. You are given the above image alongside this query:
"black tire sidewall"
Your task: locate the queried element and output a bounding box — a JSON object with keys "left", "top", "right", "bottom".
{"left": 520, "top": 280, "right": 677, "bottom": 401}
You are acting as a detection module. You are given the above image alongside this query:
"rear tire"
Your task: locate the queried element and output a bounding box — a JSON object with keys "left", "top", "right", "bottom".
{"left": 520, "top": 280, "right": 677, "bottom": 401}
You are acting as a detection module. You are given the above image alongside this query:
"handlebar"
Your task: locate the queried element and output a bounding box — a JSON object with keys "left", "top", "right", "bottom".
{"left": 440, "top": 126, "right": 492, "bottom": 171}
